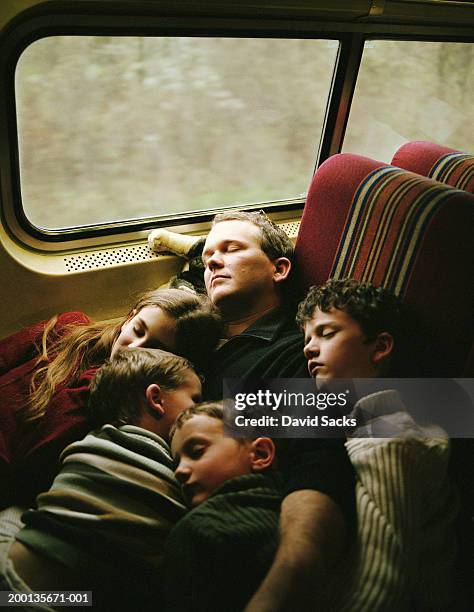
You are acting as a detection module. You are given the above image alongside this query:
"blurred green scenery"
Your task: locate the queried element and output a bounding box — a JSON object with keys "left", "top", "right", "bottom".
{"left": 15, "top": 37, "right": 473, "bottom": 229}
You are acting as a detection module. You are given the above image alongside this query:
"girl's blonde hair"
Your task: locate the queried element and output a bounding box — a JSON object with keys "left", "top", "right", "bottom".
{"left": 26, "top": 288, "right": 222, "bottom": 423}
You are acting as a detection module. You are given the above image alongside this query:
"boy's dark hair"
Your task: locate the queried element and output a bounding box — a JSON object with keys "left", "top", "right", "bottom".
{"left": 89, "top": 347, "right": 194, "bottom": 428}
{"left": 296, "top": 278, "right": 415, "bottom": 376}
{"left": 169, "top": 402, "right": 224, "bottom": 443}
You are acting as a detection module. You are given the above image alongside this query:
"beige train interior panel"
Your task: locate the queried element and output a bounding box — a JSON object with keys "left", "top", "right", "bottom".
{"left": 1, "top": 0, "right": 472, "bottom": 338}
{"left": 0, "top": 218, "right": 301, "bottom": 338}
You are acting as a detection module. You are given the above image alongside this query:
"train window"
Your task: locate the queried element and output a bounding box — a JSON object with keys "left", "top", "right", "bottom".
{"left": 343, "top": 40, "right": 474, "bottom": 162}
{"left": 15, "top": 36, "right": 339, "bottom": 232}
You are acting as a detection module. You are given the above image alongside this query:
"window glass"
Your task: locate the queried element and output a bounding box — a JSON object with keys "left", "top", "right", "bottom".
{"left": 16, "top": 36, "right": 338, "bottom": 230}
{"left": 343, "top": 40, "right": 474, "bottom": 162}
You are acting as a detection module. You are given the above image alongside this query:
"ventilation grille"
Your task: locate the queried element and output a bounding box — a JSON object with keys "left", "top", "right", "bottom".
{"left": 64, "top": 244, "right": 157, "bottom": 272}
{"left": 279, "top": 220, "right": 300, "bottom": 238}
{"left": 63, "top": 220, "right": 300, "bottom": 272}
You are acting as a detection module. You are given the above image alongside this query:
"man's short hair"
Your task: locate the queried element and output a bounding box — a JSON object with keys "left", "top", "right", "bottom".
{"left": 89, "top": 347, "right": 194, "bottom": 428}
{"left": 212, "top": 211, "right": 294, "bottom": 262}
{"left": 296, "top": 278, "right": 415, "bottom": 376}
{"left": 169, "top": 401, "right": 223, "bottom": 443}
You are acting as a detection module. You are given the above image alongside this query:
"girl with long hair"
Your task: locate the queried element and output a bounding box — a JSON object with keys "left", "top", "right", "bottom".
{"left": 0, "top": 288, "right": 222, "bottom": 508}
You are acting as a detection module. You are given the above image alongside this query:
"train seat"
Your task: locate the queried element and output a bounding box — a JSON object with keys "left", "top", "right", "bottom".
{"left": 295, "top": 153, "right": 386, "bottom": 289}
{"left": 295, "top": 153, "right": 474, "bottom": 376}
{"left": 391, "top": 141, "right": 474, "bottom": 193}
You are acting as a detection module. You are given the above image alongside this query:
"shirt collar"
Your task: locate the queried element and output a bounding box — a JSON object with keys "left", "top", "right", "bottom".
{"left": 236, "top": 307, "right": 291, "bottom": 342}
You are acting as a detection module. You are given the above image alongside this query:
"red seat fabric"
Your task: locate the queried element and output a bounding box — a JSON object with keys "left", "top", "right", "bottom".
{"left": 392, "top": 141, "right": 474, "bottom": 194}
{"left": 295, "top": 153, "right": 474, "bottom": 375}
{"left": 295, "top": 154, "right": 386, "bottom": 289}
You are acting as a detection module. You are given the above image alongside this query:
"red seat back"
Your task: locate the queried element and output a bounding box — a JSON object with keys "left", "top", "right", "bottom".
{"left": 392, "top": 141, "right": 474, "bottom": 194}
{"left": 295, "top": 153, "right": 474, "bottom": 375}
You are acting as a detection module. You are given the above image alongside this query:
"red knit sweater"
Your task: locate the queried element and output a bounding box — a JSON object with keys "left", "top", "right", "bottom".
{"left": 0, "top": 312, "right": 97, "bottom": 508}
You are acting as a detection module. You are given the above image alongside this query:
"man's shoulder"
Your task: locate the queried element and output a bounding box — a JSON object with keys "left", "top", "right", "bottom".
{"left": 242, "top": 307, "right": 302, "bottom": 341}
{"left": 227, "top": 307, "right": 305, "bottom": 361}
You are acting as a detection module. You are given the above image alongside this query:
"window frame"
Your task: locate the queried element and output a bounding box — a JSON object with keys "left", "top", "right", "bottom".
{"left": 1, "top": 13, "right": 349, "bottom": 243}
{"left": 340, "top": 34, "right": 474, "bottom": 162}
{"left": 0, "top": 4, "right": 472, "bottom": 249}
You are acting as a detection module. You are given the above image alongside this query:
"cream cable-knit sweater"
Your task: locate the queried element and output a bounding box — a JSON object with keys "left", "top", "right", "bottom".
{"left": 331, "top": 390, "right": 458, "bottom": 611}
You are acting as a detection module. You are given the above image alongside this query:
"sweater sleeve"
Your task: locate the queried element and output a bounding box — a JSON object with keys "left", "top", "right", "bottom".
{"left": 0, "top": 313, "right": 92, "bottom": 509}
{"left": 165, "top": 476, "right": 280, "bottom": 612}
{"left": 331, "top": 436, "right": 457, "bottom": 611}
{"left": 0, "top": 312, "right": 90, "bottom": 375}
{"left": 2, "top": 366, "right": 97, "bottom": 509}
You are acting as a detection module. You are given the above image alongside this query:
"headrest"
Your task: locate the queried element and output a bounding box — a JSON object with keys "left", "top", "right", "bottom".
{"left": 295, "top": 153, "right": 474, "bottom": 375}
{"left": 392, "top": 141, "right": 474, "bottom": 193}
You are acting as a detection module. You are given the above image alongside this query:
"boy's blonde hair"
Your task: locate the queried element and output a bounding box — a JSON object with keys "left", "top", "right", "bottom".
{"left": 169, "top": 402, "right": 224, "bottom": 442}
{"left": 89, "top": 347, "right": 195, "bottom": 427}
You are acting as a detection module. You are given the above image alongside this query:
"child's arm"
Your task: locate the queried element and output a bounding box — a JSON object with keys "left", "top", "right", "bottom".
{"left": 245, "top": 439, "right": 354, "bottom": 612}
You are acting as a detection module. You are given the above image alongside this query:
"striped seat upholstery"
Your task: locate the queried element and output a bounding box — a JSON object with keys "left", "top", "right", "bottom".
{"left": 392, "top": 141, "right": 474, "bottom": 194}
{"left": 430, "top": 152, "right": 474, "bottom": 193}
{"left": 295, "top": 153, "right": 474, "bottom": 375}
{"left": 295, "top": 153, "right": 386, "bottom": 288}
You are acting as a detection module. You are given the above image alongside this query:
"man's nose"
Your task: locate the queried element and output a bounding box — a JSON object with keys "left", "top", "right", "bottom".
{"left": 206, "top": 251, "right": 224, "bottom": 271}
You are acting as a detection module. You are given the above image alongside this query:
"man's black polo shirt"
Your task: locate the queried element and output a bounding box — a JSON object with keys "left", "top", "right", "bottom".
{"left": 203, "top": 307, "right": 307, "bottom": 400}
{"left": 203, "top": 307, "right": 356, "bottom": 525}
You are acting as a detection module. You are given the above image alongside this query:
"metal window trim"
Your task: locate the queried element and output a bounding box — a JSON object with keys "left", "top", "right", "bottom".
{"left": 0, "top": 4, "right": 472, "bottom": 250}
{"left": 1, "top": 14, "right": 345, "bottom": 247}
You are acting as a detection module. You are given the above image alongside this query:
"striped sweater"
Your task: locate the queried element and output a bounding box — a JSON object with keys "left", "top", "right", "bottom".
{"left": 16, "top": 424, "right": 185, "bottom": 607}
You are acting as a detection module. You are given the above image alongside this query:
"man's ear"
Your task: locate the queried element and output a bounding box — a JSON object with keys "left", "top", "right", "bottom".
{"left": 249, "top": 437, "right": 275, "bottom": 472}
{"left": 272, "top": 257, "right": 291, "bottom": 284}
{"left": 372, "top": 332, "right": 394, "bottom": 368}
{"left": 145, "top": 383, "right": 165, "bottom": 418}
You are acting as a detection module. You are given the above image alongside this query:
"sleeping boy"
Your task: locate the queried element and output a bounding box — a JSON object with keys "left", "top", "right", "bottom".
{"left": 165, "top": 402, "right": 280, "bottom": 612}
{"left": 164, "top": 277, "right": 405, "bottom": 612}
{"left": 166, "top": 279, "right": 457, "bottom": 611}
{"left": 295, "top": 278, "right": 457, "bottom": 610}
{"left": 1, "top": 347, "right": 202, "bottom": 611}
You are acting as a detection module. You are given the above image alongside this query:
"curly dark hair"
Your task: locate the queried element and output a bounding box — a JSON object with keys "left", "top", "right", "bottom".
{"left": 296, "top": 278, "right": 417, "bottom": 376}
